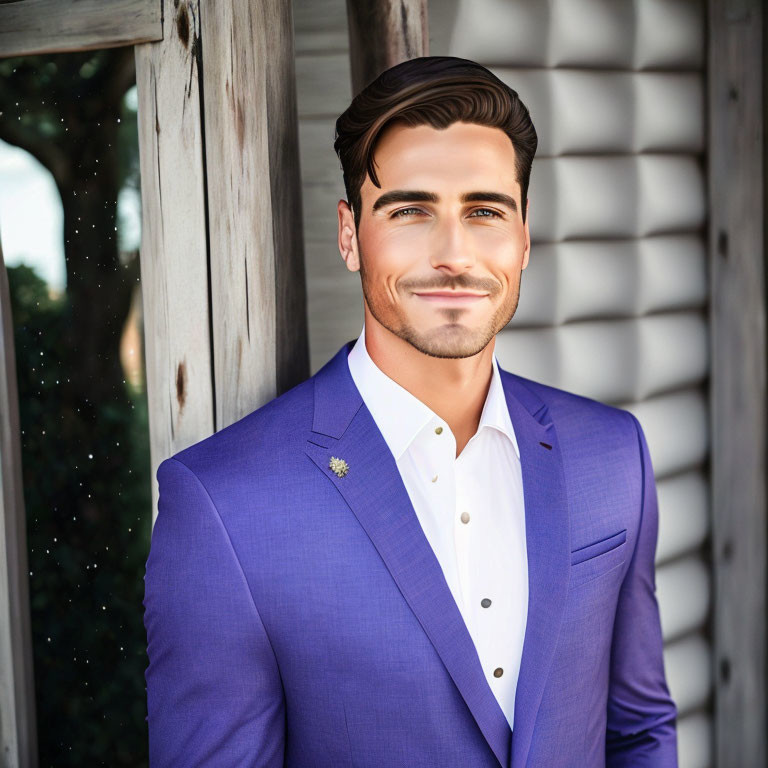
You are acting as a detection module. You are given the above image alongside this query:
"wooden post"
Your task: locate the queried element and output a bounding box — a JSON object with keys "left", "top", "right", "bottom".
{"left": 345, "top": 0, "right": 429, "bottom": 95}
{"left": 708, "top": 0, "right": 767, "bottom": 764}
{"left": 134, "top": 1, "right": 215, "bottom": 516}
{"left": 135, "top": 0, "right": 309, "bottom": 512}
{"left": 0, "top": 241, "right": 38, "bottom": 768}
{"left": 197, "top": 0, "right": 309, "bottom": 429}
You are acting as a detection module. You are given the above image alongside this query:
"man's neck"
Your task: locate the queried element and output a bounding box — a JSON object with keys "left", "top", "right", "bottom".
{"left": 363, "top": 314, "right": 495, "bottom": 457}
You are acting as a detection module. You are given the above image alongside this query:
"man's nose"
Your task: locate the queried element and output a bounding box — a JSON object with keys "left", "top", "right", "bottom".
{"left": 428, "top": 219, "right": 477, "bottom": 272}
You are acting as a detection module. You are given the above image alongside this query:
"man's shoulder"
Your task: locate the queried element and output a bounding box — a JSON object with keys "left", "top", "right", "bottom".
{"left": 161, "top": 372, "right": 317, "bottom": 483}
{"left": 502, "top": 372, "right": 647, "bottom": 519}
{"left": 500, "top": 367, "right": 639, "bottom": 444}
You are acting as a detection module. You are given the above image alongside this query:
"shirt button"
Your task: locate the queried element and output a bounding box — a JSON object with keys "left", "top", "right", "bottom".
{"left": 435, "top": 426, "right": 443, "bottom": 434}
{"left": 431, "top": 474, "right": 438, "bottom": 483}
{"left": 493, "top": 667, "right": 504, "bottom": 678}
{"left": 460, "top": 511, "right": 470, "bottom": 524}
{"left": 481, "top": 598, "right": 492, "bottom": 608}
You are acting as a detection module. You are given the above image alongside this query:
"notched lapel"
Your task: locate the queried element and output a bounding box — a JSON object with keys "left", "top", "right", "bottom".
{"left": 500, "top": 371, "right": 571, "bottom": 768}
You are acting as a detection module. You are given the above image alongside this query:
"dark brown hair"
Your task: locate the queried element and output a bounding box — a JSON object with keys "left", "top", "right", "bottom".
{"left": 333, "top": 55, "right": 538, "bottom": 230}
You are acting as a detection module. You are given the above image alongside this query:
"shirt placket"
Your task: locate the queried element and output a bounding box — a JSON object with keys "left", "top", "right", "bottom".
{"left": 424, "top": 418, "right": 463, "bottom": 611}
{"left": 454, "top": 449, "right": 474, "bottom": 630}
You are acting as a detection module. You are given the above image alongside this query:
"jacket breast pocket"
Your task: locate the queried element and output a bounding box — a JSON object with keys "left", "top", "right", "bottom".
{"left": 570, "top": 529, "right": 627, "bottom": 589}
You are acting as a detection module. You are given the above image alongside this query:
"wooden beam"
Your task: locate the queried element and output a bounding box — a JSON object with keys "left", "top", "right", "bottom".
{"left": 198, "top": 0, "right": 308, "bottom": 428}
{"left": 708, "top": 0, "right": 767, "bottom": 764}
{"left": 345, "top": 0, "right": 428, "bottom": 96}
{"left": 265, "top": 0, "right": 311, "bottom": 396}
{"left": 135, "top": 0, "right": 214, "bottom": 518}
{"left": 137, "top": 0, "right": 309, "bottom": 514}
{"left": 0, "top": 241, "right": 38, "bottom": 768}
{"left": 0, "top": 0, "right": 162, "bottom": 58}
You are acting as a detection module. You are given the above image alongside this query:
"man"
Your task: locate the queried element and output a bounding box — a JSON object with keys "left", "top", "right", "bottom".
{"left": 143, "top": 56, "right": 678, "bottom": 767}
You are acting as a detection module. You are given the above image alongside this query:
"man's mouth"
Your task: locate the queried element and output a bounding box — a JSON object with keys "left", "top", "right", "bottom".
{"left": 412, "top": 290, "right": 490, "bottom": 304}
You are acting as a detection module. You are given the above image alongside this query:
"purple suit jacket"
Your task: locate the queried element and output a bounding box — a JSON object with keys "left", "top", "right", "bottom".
{"left": 143, "top": 340, "right": 678, "bottom": 767}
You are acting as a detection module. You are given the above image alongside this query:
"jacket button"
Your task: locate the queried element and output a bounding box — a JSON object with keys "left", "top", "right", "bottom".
{"left": 481, "top": 598, "right": 492, "bottom": 608}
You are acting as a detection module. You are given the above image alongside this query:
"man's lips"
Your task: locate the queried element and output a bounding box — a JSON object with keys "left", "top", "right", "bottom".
{"left": 412, "top": 290, "right": 490, "bottom": 303}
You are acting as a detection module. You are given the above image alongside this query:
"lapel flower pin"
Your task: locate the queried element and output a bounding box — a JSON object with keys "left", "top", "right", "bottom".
{"left": 329, "top": 456, "right": 349, "bottom": 478}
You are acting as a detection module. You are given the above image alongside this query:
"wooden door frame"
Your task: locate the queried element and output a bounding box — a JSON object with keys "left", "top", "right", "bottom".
{"left": 0, "top": 0, "right": 162, "bottom": 57}
{"left": 0, "top": 1, "right": 308, "bottom": 765}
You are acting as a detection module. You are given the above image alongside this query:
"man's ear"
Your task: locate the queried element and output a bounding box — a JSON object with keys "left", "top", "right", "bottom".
{"left": 521, "top": 198, "right": 531, "bottom": 270}
{"left": 337, "top": 199, "right": 361, "bottom": 272}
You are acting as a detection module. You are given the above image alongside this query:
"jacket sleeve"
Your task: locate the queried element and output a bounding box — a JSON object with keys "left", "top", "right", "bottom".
{"left": 605, "top": 413, "right": 678, "bottom": 766}
{"left": 144, "top": 457, "right": 285, "bottom": 767}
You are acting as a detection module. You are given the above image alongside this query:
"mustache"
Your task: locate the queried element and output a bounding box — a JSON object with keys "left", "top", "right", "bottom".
{"left": 399, "top": 274, "right": 500, "bottom": 294}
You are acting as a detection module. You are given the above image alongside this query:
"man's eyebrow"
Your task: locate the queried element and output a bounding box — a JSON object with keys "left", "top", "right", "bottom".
{"left": 463, "top": 191, "right": 518, "bottom": 212}
{"left": 371, "top": 189, "right": 518, "bottom": 213}
{"left": 371, "top": 190, "right": 438, "bottom": 211}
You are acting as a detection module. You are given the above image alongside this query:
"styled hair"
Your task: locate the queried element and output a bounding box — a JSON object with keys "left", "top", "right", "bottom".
{"left": 333, "top": 55, "right": 538, "bottom": 230}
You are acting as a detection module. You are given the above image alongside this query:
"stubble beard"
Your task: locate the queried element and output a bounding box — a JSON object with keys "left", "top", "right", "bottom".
{"left": 358, "top": 250, "right": 522, "bottom": 360}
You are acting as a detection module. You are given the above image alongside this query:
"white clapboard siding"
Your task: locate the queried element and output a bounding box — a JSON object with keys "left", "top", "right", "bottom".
{"left": 678, "top": 711, "right": 713, "bottom": 768}
{"left": 656, "top": 470, "right": 709, "bottom": 565}
{"left": 665, "top": 634, "right": 712, "bottom": 714}
{"left": 292, "top": 1, "right": 712, "bottom": 765}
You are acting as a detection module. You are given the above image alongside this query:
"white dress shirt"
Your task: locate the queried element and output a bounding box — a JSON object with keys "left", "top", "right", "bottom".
{"left": 347, "top": 324, "right": 528, "bottom": 731}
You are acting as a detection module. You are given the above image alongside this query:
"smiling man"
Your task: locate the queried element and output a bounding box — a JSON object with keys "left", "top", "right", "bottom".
{"left": 143, "top": 56, "right": 678, "bottom": 767}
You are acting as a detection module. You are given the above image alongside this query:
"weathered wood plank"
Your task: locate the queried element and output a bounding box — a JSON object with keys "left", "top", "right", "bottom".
{"left": 263, "top": 0, "right": 310, "bottom": 395}
{"left": 345, "top": 0, "right": 429, "bottom": 95}
{"left": 134, "top": 0, "right": 214, "bottom": 520}
{"left": 0, "top": 241, "right": 38, "bottom": 767}
{"left": 0, "top": 0, "right": 162, "bottom": 58}
{"left": 708, "top": 0, "right": 767, "bottom": 764}
{"left": 198, "top": 0, "right": 308, "bottom": 427}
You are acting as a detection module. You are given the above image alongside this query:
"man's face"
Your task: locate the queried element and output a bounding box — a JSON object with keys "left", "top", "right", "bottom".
{"left": 337, "top": 120, "right": 531, "bottom": 359}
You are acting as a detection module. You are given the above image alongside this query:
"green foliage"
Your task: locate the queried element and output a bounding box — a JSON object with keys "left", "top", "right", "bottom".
{"left": 0, "top": 51, "right": 134, "bottom": 147}
{"left": 8, "top": 263, "right": 151, "bottom": 767}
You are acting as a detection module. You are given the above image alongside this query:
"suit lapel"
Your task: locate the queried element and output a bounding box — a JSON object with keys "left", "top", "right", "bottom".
{"left": 499, "top": 369, "right": 570, "bottom": 768}
{"left": 304, "top": 343, "right": 570, "bottom": 768}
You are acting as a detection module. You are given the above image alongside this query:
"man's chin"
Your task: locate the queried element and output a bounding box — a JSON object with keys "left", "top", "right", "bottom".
{"left": 402, "top": 324, "right": 493, "bottom": 359}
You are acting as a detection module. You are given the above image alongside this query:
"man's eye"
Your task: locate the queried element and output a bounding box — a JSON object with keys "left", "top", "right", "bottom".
{"left": 470, "top": 208, "right": 502, "bottom": 218}
{"left": 391, "top": 207, "right": 502, "bottom": 219}
{"left": 391, "top": 207, "right": 423, "bottom": 218}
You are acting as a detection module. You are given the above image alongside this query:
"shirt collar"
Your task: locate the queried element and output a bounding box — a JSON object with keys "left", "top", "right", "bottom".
{"left": 346, "top": 324, "right": 520, "bottom": 461}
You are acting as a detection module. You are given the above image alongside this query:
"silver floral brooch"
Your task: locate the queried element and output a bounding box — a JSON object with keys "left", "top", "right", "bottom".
{"left": 329, "top": 456, "right": 349, "bottom": 478}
